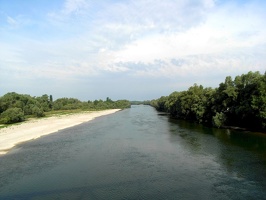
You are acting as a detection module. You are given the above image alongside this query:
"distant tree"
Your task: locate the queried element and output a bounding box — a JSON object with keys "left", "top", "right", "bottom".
{"left": 93, "top": 100, "right": 99, "bottom": 105}
{"left": 36, "top": 94, "right": 51, "bottom": 112}
{"left": 53, "top": 97, "right": 82, "bottom": 110}
{"left": 106, "top": 97, "right": 113, "bottom": 102}
{"left": 155, "top": 96, "right": 168, "bottom": 112}
{"left": 49, "top": 95, "right": 53, "bottom": 103}
{"left": 49, "top": 95, "right": 53, "bottom": 109}
{"left": 114, "top": 100, "right": 131, "bottom": 109}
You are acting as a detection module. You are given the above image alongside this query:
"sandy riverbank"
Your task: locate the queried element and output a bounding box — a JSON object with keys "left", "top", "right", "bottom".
{"left": 0, "top": 109, "right": 120, "bottom": 155}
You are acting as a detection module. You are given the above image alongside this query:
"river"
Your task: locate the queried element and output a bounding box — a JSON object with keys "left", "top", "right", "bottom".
{"left": 0, "top": 105, "right": 266, "bottom": 199}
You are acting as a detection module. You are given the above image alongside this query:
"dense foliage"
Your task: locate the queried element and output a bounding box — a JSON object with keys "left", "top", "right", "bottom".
{"left": 0, "top": 93, "right": 130, "bottom": 124}
{"left": 150, "top": 71, "right": 266, "bottom": 132}
{"left": 0, "top": 108, "right": 25, "bottom": 124}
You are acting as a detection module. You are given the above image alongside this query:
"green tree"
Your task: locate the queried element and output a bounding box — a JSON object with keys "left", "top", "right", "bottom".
{"left": 49, "top": 95, "right": 53, "bottom": 109}
{"left": 212, "top": 112, "right": 226, "bottom": 128}
{"left": 106, "top": 97, "right": 113, "bottom": 102}
{"left": 150, "top": 71, "right": 266, "bottom": 131}
{"left": 211, "top": 76, "right": 238, "bottom": 126}
{"left": 165, "top": 91, "right": 180, "bottom": 117}
{"left": 155, "top": 96, "right": 168, "bottom": 112}
{"left": 31, "top": 106, "right": 45, "bottom": 117}
{"left": 234, "top": 71, "right": 265, "bottom": 129}
{"left": 36, "top": 94, "right": 51, "bottom": 112}
{"left": 176, "top": 84, "right": 206, "bottom": 123}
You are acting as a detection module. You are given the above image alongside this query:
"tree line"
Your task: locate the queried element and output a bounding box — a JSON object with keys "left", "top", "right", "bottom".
{"left": 130, "top": 100, "right": 151, "bottom": 105}
{"left": 150, "top": 71, "right": 266, "bottom": 132}
{"left": 0, "top": 93, "right": 130, "bottom": 124}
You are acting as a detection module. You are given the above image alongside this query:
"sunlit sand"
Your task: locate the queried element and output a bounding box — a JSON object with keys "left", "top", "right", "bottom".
{"left": 0, "top": 109, "right": 120, "bottom": 155}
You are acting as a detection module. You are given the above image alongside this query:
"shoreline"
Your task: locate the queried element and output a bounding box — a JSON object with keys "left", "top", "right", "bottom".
{"left": 0, "top": 109, "right": 121, "bottom": 155}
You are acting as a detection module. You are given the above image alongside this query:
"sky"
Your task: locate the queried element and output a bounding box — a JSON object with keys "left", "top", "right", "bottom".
{"left": 0, "top": 0, "right": 265, "bottom": 101}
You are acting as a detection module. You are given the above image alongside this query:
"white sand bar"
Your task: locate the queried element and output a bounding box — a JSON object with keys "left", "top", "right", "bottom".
{"left": 0, "top": 109, "right": 120, "bottom": 155}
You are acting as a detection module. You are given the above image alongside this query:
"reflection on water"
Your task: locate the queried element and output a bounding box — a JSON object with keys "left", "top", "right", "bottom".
{"left": 0, "top": 105, "right": 265, "bottom": 199}
{"left": 169, "top": 117, "right": 266, "bottom": 154}
{"left": 167, "top": 116, "right": 266, "bottom": 196}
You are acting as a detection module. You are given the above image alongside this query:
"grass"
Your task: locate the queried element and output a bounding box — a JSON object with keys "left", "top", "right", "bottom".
{"left": 44, "top": 109, "right": 97, "bottom": 117}
{"left": 23, "top": 109, "right": 92, "bottom": 120}
{"left": 0, "top": 124, "right": 8, "bottom": 129}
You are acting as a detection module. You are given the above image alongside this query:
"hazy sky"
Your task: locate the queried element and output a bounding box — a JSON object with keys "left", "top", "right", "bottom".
{"left": 1, "top": 0, "right": 265, "bottom": 101}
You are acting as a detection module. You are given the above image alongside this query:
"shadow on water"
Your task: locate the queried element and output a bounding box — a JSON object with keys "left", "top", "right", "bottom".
{"left": 166, "top": 117, "right": 266, "bottom": 184}
{"left": 168, "top": 117, "right": 266, "bottom": 154}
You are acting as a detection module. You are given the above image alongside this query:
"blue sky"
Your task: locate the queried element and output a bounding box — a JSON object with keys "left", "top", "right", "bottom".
{"left": 0, "top": 0, "right": 265, "bottom": 101}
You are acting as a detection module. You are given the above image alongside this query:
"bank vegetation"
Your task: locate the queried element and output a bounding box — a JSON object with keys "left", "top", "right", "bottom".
{"left": 0, "top": 94, "right": 130, "bottom": 124}
{"left": 150, "top": 71, "right": 266, "bottom": 132}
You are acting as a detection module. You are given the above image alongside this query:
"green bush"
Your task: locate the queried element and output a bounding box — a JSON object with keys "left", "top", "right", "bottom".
{"left": 0, "top": 108, "right": 25, "bottom": 124}
{"left": 212, "top": 112, "right": 226, "bottom": 128}
{"left": 31, "top": 106, "right": 45, "bottom": 117}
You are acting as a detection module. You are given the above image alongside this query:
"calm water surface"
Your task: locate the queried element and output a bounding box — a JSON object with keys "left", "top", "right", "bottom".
{"left": 0, "top": 105, "right": 266, "bottom": 199}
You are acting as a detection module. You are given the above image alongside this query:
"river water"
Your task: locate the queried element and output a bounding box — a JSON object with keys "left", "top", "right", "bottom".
{"left": 0, "top": 105, "right": 266, "bottom": 199}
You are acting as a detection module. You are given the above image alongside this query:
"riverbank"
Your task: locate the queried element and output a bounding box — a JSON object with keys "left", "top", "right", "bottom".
{"left": 0, "top": 109, "right": 121, "bottom": 155}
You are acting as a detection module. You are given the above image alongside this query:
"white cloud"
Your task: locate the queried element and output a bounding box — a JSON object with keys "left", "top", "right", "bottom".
{"left": 47, "top": 0, "right": 90, "bottom": 23}
{"left": 7, "top": 16, "right": 17, "bottom": 25}
{"left": 43, "top": 0, "right": 222, "bottom": 76}
{"left": 62, "top": 0, "right": 89, "bottom": 15}
{"left": 111, "top": 5, "right": 265, "bottom": 64}
{"left": 95, "top": 0, "right": 266, "bottom": 80}
{"left": 5, "top": 15, "right": 32, "bottom": 29}
{"left": 51, "top": 0, "right": 265, "bottom": 84}
{"left": 1, "top": 0, "right": 265, "bottom": 99}
{"left": 98, "top": 0, "right": 215, "bottom": 33}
